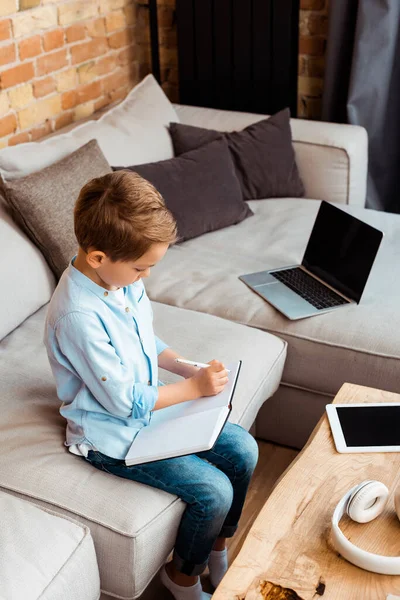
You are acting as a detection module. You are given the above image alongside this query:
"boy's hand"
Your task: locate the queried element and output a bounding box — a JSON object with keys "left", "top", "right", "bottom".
{"left": 190, "top": 359, "right": 229, "bottom": 397}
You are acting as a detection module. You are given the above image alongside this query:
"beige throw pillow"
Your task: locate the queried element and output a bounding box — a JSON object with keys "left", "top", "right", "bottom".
{"left": 1, "top": 139, "right": 112, "bottom": 280}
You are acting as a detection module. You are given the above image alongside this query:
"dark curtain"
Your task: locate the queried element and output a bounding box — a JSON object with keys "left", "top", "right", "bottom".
{"left": 322, "top": 0, "right": 400, "bottom": 213}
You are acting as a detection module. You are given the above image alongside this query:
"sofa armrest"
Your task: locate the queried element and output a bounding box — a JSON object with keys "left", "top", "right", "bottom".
{"left": 173, "top": 104, "right": 368, "bottom": 207}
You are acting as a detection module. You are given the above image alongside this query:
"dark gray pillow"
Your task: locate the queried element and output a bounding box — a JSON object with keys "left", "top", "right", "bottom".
{"left": 113, "top": 137, "right": 253, "bottom": 242}
{"left": 1, "top": 139, "right": 112, "bottom": 279}
{"left": 169, "top": 108, "right": 305, "bottom": 200}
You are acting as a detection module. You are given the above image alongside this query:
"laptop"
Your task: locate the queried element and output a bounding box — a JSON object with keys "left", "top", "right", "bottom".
{"left": 239, "top": 201, "right": 384, "bottom": 320}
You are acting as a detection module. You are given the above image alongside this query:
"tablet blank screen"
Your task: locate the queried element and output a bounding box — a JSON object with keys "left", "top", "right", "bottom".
{"left": 336, "top": 406, "right": 400, "bottom": 447}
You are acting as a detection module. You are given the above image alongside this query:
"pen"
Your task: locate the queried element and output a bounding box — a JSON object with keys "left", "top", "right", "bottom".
{"left": 175, "top": 358, "right": 231, "bottom": 372}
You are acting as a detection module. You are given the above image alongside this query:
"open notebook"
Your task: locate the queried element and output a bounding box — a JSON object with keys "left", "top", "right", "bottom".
{"left": 125, "top": 361, "right": 242, "bottom": 466}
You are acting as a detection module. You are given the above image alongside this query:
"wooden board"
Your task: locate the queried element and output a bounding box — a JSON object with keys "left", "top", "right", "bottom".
{"left": 213, "top": 383, "right": 400, "bottom": 600}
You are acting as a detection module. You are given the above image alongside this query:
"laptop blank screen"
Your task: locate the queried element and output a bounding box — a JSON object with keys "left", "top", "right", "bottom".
{"left": 302, "top": 202, "right": 383, "bottom": 303}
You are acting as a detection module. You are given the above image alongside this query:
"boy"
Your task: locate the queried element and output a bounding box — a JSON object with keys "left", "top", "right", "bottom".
{"left": 44, "top": 170, "right": 258, "bottom": 600}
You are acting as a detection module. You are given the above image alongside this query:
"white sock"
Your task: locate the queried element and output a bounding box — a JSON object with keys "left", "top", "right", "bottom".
{"left": 160, "top": 565, "right": 212, "bottom": 600}
{"left": 208, "top": 547, "right": 228, "bottom": 589}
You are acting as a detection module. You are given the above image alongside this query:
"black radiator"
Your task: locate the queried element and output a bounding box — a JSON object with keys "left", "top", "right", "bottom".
{"left": 175, "top": 0, "right": 299, "bottom": 116}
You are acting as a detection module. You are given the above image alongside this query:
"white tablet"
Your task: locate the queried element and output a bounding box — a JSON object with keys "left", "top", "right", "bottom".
{"left": 326, "top": 403, "right": 400, "bottom": 453}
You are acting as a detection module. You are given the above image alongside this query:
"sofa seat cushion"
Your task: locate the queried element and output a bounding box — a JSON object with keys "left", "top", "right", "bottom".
{"left": 145, "top": 199, "right": 400, "bottom": 398}
{"left": 0, "top": 490, "right": 100, "bottom": 600}
{"left": 0, "top": 302, "right": 285, "bottom": 599}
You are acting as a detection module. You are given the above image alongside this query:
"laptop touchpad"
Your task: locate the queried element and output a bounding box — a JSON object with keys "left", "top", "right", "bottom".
{"left": 241, "top": 271, "right": 277, "bottom": 286}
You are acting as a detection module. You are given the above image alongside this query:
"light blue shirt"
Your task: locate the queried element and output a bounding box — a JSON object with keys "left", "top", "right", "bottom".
{"left": 44, "top": 257, "right": 168, "bottom": 459}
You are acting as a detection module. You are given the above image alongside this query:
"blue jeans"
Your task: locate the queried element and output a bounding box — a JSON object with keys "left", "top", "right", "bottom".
{"left": 84, "top": 421, "right": 258, "bottom": 576}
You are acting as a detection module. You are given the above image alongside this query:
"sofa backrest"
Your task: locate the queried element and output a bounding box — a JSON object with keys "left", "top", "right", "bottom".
{"left": 0, "top": 200, "right": 55, "bottom": 341}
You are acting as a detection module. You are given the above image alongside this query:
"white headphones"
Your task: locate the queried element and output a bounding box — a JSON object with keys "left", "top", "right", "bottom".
{"left": 332, "top": 480, "right": 400, "bottom": 575}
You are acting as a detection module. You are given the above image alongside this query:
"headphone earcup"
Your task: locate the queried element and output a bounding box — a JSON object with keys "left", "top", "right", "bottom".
{"left": 347, "top": 480, "right": 389, "bottom": 523}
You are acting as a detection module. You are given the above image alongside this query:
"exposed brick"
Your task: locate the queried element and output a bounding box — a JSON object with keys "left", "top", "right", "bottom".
{"left": 43, "top": 28, "right": 64, "bottom": 52}
{"left": 0, "top": 19, "right": 11, "bottom": 42}
{"left": 109, "top": 85, "right": 129, "bottom": 103}
{"left": 61, "top": 89, "right": 78, "bottom": 110}
{"left": 101, "top": 68, "right": 130, "bottom": 93}
{"left": 0, "top": 112, "right": 17, "bottom": 137}
{"left": 70, "top": 38, "right": 108, "bottom": 64}
{"left": 55, "top": 67, "right": 76, "bottom": 91}
{"left": 100, "top": 0, "right": 131, "bottom": 12}
{"left": 18, "top": 35, "right": 41, "bottom": 60}
{"left": 117, "top": 45, "right": 136, "bottom": 66}
{"left": 58, "top": 2, "right": 98, "bottom": 26}
{"left": 0, "top": 91, "right": 10, "bottom": 114}
{"left": 77, "top": 61, "right": 96, "bottom": 84}
{"left": 0, "top": 62, "right": 35, "bottom": 89}
{"left": 299, "top": 95, "right": 322, "bottom": 120}
{"left": 33, "top": 76, "right": 56, "bottom": 98}
{"left": 30, "top": 120, "right": 52, "bottom": 140}
{"left": 12, "top": 6, "right": 57, "bottom": 38}
{"left": 0, "top": 43, "right": 15, "bottom": 67}
{"left": 76, "top": 80, "right": 102, "bottom": 104}
{"left": 73, "top": 100, "right": 95, "bottom": 121}
{"left": 8, "top": 131, "right": 30, "bottom": 145}
{"left": 108, "top": 28, "right": 133, "bottom": 49}
{"left": 54, "top": 110, "right": 74, "bottom": 130}
{"left": 8, "top": 83, "right": 34, "bottom": 109}
{"left": 157, "top": 6, "right": 174, "bottom": 28}
{"left": 18, "top": 94, "right": 62, "bottom": 129}
{"left": 105, "top": 10, "right": 125, "bottom": 32}
{"left": 159, "top": 47, "right": 176, "bottom": 67}
{"left": 298, "top": 75, "right": 323, "bottom": 97}
{"left": 300, "top": 0, "right": 325, "bottom": 9}
{"left": 298, "top": 55, "right": 306, "bottom": 76}
{"left": 161, "top": 81, "right": 178, "bottom": 103}
{"left": 19, "top": 0, "right": 41, "bottom": 9}
{"left": 36, "top": 48, "right": 68, "bottom": 76}
{"left": 94, "top": 95, "right": 110, "bottom": 111}
{"left": 308, "top": 14, "right": 329, "bottom": 36}
{"left": 66, "top": 23, "right": 86, "bottom": 43}
{"left": 95, "top": 54, "right": 117, "bottom": 75}
{"left": 159, "top": 27, "right": 177, "bottom": 48}
{"left": 299, "top": 35, "right": 326, "bottom": 56}
{"left": 124, "top": 5, "right": 136, "bottom": 26}
{"left": 306, "top": 56, "right": 326, "bottom": 78}
{"left": 0, "top": 0, "right": 17, "bottom": 18}
{"left": 86, "top": 17, "right": 106, "bottom": 38}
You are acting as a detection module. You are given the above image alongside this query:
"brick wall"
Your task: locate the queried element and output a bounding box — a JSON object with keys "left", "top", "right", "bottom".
{"left": 298, "top": 0, "right": 329, "bottom": 119}
{"left": 0, "top": 0, "right": 140, "bottom": 148}
{"left": 0, "top": 0, "right": 329, "bottom": 150}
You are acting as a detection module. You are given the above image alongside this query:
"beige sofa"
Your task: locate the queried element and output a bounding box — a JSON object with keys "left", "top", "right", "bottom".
{"left": 0, "top": 75, "right": 398, "bottom": 598}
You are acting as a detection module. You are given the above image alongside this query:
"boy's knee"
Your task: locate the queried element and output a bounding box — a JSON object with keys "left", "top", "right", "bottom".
{"left": 206, "top": 474, "right": 234, "bottom": 516}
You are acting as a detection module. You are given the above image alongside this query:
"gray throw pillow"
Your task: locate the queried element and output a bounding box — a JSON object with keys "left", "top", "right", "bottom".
{"left": 169, "top": 108, "right": 305, "bottom": 200}
{"left": 113, "top": 137, "right": 253, "bottom": 242}
{"left": 1, "top": 139, "right": 112, "bottom": 279}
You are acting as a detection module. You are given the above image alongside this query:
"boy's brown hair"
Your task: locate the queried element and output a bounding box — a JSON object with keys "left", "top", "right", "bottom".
{"left": 74, "top": 170, "right": 177, "bottom": 262}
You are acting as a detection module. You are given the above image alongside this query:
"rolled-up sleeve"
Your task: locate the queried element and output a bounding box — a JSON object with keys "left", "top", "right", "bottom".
{"left": 155, "top": 335, "right": 169, "bottom": 356}
{"left": 55, "top": 311, "right": 158, "bottom": 421}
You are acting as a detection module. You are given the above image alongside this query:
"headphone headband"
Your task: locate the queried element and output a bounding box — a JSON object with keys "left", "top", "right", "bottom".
{"left": 331, "top": 481, "right": 400, "bottom": 575}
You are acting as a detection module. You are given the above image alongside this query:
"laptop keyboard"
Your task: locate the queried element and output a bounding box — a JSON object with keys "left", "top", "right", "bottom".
{"left": 271, "top": 268, "right": 349, "bottom": 310}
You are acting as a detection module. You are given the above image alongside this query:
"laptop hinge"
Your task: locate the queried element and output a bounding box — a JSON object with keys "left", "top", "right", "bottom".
{"left": 299, "top": 266, "right": 354, "bottom": 304}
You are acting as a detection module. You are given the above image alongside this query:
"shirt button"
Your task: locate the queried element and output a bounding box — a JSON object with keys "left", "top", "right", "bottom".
{"left": 104, "top": 291, "right": 108, "bottom": 297}
{"left": 125, "top": 307, "right": 130, "bottom": 313}
{"left": 101, "top": 376, "right": 107, "bottom": 381}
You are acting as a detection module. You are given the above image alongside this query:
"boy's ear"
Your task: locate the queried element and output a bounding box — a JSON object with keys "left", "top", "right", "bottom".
{"left": 86, "top": 250, "right": 106, "bottom": 270}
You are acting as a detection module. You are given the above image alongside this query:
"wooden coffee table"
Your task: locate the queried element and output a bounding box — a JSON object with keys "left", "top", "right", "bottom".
{"left": 213, "top": 383, "right": 400, "bottom": 600}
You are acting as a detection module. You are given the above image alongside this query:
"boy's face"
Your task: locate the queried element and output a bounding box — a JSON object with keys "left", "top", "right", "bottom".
{"left": 87, "top": 242, "right": 169, "bottom": 289}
